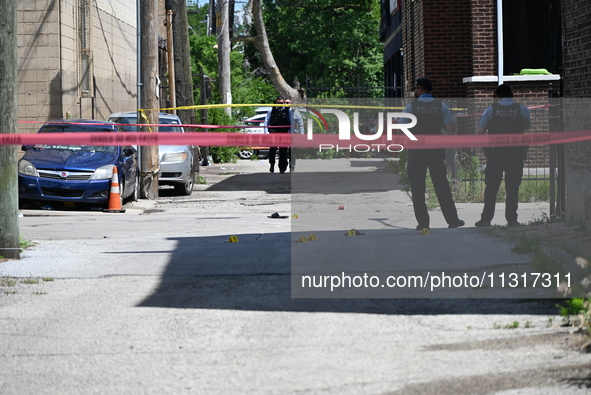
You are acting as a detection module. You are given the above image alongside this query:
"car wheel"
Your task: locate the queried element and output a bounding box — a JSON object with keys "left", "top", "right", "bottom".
{"left": 238, "top": 149, "right": 253, "bottom": 160}
{"left": 118, "top": 177, "right": 125, "bottom": 207}
{"left": 174, "top": 173, "right": 194, "bottom": 196}
{"left": 132, "top": 172, "right": 140, "bottom": 202}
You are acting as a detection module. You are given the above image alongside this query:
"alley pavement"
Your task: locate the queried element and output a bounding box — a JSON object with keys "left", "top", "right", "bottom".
{"left": 2, "top": 158, "right": 590, "bottom": 394}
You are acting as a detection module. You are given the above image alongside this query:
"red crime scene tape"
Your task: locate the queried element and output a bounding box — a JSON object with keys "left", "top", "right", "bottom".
{"left": 2, "top": 130, "right": 591, "bottom": 149}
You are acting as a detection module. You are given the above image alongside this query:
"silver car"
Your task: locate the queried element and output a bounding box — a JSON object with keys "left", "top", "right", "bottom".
{"left": 238, "top": 113, "right": 270, "bottom": 160}
{"left": 108, "top": 112, "right": 195, "bottom": 196}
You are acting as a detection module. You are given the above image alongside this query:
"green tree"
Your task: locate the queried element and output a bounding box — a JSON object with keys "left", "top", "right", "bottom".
{"left": 187, "top": 3, "right": 277, "bottom": 162}
{"left": 188, "top": 3, "right": 277, "bottom": 113}
{"left": 253, "top": 0, "right": 384, "bottom": 95}
{"left": 184, "top": 0, "right": 384, "bottom": 161}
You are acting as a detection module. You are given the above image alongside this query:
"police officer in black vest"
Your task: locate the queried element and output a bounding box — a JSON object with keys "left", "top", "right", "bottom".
{"left": 265, "top": 97, "right": 290, "bottom": 173}
{"left": 475, "top": 83, "right": 531, "bottom": 227}
{"left": 402, "top": 78, "right": 465, "bottom": 230}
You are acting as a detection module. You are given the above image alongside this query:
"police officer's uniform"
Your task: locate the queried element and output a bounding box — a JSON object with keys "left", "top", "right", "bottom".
{"left": 404, "top": 95, "right": 463, "bottom": 229}
{"left": 477, "top": 98, "right": 531, "bottom": 225}
{"left": 265, "top": 105, "right": 304, "bottom": 173}
{"left": 266, "top": 106, "right": 291, "bottom": 173}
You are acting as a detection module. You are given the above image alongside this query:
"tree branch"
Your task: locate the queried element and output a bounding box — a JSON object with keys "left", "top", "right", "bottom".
{"left": 251, "top": 0, "right": 302, "bottom": 101}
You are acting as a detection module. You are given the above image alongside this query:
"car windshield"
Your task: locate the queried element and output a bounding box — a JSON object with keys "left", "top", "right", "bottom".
{"left": 35, "top": 123, "right": 118, "bottom": 153}
{"left": 40, "top": 124, "right": 115, "bottom": 133}
{"left": 111, "top": 116, "right": 183, "bottom": 133}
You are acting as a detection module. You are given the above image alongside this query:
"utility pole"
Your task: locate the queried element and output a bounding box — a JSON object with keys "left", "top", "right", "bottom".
{"left": 209, "top": 0, "right": 216, "bottom": 36}
{"left": 0, "top": 0, "right": 20, "bottom": 259}
{"left": 200, "top": 66, "right": 211, "bottom": 166}
{"left": 217, "top": 0, "right": 232, "bottom": 117}
{"left": 140, "top": 0, "right": 160, "bottom": 199}
{"left": 229, "top": 0, "right": 235, "bottom": 37}
{"left": 171, "top": 0, "right": 201, "bottom": 176}
{"left": 165, "top": 0, "right": 176, "bottom": 114}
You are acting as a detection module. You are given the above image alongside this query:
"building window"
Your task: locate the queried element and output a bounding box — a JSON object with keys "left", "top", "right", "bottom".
{"left": 503, "top": 0, "right": 562, "bottom": 75}
{"left": 390, "top": 0, "right": 400, "bottom": 15}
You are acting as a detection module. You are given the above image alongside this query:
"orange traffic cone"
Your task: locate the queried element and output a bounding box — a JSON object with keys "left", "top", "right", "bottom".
{"left": 103, "top": 166, "right": 126, "bottom": 213}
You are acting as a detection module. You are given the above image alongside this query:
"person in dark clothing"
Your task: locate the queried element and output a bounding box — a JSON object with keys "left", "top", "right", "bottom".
{"left": 402, "top": 78, "right": 465, "bottom": 230}
{"left": 475, "top": 83, "right": 531, "bottom": 227}
{"left": 266, "top": 97, "right": 290, "bottom": 173}
{"left": 265, "top": 97, "right": 303, "bottom": 174}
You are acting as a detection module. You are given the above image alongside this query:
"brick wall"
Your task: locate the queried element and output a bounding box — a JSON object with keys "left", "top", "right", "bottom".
{"left": 402, "top": 0, "right": 424, "bottom": 95}
{"left": 562, "top": 0, "right": 591, "bottom": 222}
{"left": 400, "top": 0, "right": 509, "bottom": 96}
{"left": 401, "top": 0, "right": 556, "bottom": 173}
{"left": 91, "top": 4, "right": 138, "bottom": 120}
{"left": 422, "top": 0, "right": 472, "bottom": 97}
{"left": 471, "top": 0, "right": 496, "bottom": 76}
{"left": 17, "top": 0, "right": 63, "bottom": 133}
{"left": 402, "top": 0, "right": 472, "bottom": 97}
{"left": 462, "top": 82, "right": 552, "bottom": 170}
{"left": 17, "top": 0, "right": 137, "bottom": 133}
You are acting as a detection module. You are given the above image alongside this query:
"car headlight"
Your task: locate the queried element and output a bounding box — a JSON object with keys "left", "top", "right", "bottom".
{"left": 18, "top": 160, "right": 38, "bottom": 176}
{"left": 91, "top": 165, "right": 115, "bottom": 180}
{"left": 162, "top": 152, "right": 187, "bottom": 163}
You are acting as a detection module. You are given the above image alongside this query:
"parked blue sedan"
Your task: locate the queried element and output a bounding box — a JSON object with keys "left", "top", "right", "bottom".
{"left": 18, "top": 120, "right": 139, "bottom": 209}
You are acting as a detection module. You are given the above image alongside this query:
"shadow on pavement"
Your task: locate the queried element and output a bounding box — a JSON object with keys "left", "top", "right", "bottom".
{"left": 291, "top": 171, "right": 402, "bottom": 194}
{"left": 137, "top": 230, "right": 559, "bottom": 316}
{"left": 137, "top": 274, "right": 558, "bottom": 315}
{"left": 139, "top": 158, "right": 559, "bottom": 315}
{"left": 205, "top": 172, "right": 292, "bottom": 194}
{"left": 203, "top": 169, "right": 402, "bottom": 195}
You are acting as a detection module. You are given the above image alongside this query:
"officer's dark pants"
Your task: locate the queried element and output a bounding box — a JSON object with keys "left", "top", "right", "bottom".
{"left": 407, "top": 149, "right": 459, "bottom": 228}
{"left": 269, "top": 146, "right": 288, "bottom": 172}
{"left": 289, "top": 148, "right": 297, "bottom": 171}
{"left": 481, "top": 148, "right": 525, "bottom": 223}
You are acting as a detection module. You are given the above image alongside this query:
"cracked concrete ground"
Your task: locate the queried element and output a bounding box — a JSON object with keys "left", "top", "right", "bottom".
{"left": 1, "top": 158, "right": 591, "bottom": 394}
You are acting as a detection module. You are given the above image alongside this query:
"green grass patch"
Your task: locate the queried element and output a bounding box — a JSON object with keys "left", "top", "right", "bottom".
{"left": 0, "top": 277, "right": 17, "bottom": 287}
{"left": 19, "top": 236, "right": 37, "bottom": 251}
{"left": 1, "top": 277, "right": 54, "bottom": 295}
{"left": 393, "top": 153, "right": 553, "bottom": 206}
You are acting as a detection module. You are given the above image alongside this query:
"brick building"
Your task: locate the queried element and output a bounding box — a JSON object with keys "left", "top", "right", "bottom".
{"left": 380, "top": 0, "right": 561, "bottom": 100}
{"left": 381, "top": 0, "right": 561, "bottom": 172}
{"left": 17, "top": 0, "right": 138, "bottom": 133}
{"left": 380, "top": 0, "right": 591, "bottom": 224}
{"left": 17, "top": 0, "right": 173, "bottom": 134}
{"left": 562, "top": 0, "right": 591, "bottom": 222}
